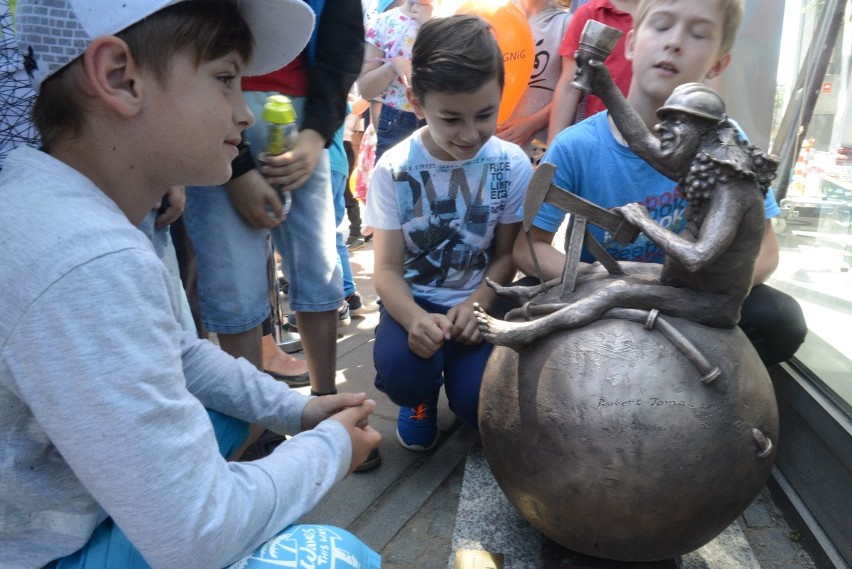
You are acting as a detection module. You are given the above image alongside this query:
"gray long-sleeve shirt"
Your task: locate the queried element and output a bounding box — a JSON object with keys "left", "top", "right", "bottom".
{"left": 0, "top": 146, "right": 351, "bottom": 569}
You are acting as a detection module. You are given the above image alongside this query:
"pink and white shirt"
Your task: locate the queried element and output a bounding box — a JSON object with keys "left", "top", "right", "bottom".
{"left": 364, "top": 7, "right": 420, "bottom": 112}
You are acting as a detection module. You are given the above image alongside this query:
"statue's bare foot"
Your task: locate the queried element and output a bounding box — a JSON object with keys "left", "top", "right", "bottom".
{"left": 485, "top": 277, "right": 553, "bottom": 304}
{"left": 474, "top": 303, "right": 537, "bottom": 353}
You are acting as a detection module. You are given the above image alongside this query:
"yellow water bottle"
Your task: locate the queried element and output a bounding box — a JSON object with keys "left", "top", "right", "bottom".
{"left": 263, "top": 94, "right": 298, "bottom": 216}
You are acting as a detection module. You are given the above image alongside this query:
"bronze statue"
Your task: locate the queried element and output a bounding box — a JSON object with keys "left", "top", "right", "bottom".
{"left": 474, "top": 80, "right": 778, "bottom": 350}
{"left": 471, "top": 55, "right": 780, "bottom": 562}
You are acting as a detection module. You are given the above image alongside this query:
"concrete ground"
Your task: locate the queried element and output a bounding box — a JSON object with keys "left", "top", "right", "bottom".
{"left": 287, "top": 240, "right": 817, "bottom": 569}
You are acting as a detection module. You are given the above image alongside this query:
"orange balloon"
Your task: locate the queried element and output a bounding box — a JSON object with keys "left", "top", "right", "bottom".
{"left": 454, "top": 0, "right": 535, "bottom": 124}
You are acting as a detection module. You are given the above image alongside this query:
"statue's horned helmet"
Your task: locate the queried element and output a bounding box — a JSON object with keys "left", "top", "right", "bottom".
{"left": 656, "top": 82, "right": 727, "bottom": 124}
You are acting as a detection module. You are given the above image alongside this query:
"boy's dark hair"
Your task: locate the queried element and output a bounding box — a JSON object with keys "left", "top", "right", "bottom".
{"left": 410, "top": 14, "right": 504, "bottom": 102}
{"left": 33, "top": 0, "right": 253, "bottom": 149}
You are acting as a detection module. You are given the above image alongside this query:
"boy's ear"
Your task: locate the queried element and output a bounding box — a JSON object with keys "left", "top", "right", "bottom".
{"left": 705, "top": 53, "right": 732, "bottom": 80}
{"left": 82, "top": 36, "right": 144, "bottom": 117}
{"left": 407, "top": 87, "right": 427, "bottom": 120}
{"left": 624, "top": 29, "right": 637, "bottom": 61}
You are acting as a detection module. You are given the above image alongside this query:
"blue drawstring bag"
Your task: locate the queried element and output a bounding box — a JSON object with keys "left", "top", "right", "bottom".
{"left": 227, "top": 524, "right": 381, "bottom": 568}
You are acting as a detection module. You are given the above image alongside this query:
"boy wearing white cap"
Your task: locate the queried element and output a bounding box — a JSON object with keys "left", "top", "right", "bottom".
{"left": 0, "top": 1, "right": 381, "bottom": 568}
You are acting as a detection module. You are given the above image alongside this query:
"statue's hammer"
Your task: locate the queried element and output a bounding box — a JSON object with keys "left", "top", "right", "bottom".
{"left": 523, "top": 163, "right": 639, "bottom": 246}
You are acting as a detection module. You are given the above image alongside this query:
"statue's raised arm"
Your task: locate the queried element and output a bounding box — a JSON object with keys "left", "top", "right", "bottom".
{"left": 580, "top": 57, "right": 681, "bottom": 180}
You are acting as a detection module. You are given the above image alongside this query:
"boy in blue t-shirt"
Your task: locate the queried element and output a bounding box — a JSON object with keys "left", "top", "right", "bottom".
{"left": 509, "top": 0, "right": 806, "bottom": 366}
{"left": 365, "top": 15, "right": 532, "bottom": 451}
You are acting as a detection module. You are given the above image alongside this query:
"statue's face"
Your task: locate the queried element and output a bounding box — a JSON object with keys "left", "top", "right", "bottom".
{"left": 655, "top": 112, "right": 702, "bottom": 171}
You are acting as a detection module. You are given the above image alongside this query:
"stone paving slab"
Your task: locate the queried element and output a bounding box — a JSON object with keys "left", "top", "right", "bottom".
{"left": 450, "top": 445, "right": 760, "bottom": 569}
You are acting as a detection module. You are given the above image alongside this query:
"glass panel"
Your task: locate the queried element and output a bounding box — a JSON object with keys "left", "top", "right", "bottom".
{"left": 770, "top": 0, "right": 852, "bottom": 408}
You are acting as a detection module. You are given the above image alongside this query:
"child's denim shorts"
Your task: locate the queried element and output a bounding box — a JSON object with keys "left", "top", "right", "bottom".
{"left": 183, "top": 92, "right": 342, "bottom": 334}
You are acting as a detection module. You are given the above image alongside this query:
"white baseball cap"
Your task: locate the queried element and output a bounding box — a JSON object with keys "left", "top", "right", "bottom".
{"left": 15, "top": 0, "right": 315, "bottom": 90}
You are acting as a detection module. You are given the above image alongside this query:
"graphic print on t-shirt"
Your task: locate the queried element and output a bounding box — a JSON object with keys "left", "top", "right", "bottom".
{"left": 393, "top": 157, "right": 512, "bottom": 291}
{"left": 598, "top": 187, "right": 688, "bottom": 264}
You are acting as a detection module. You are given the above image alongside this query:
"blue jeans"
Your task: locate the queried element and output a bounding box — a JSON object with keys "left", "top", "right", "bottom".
{"left": 372, "top": 298, "right": 493, "bottom": 429}
{"left": 332, "top": 170, "right": 356, "bottom": 297}
{"left": 183, "top": 92, "right": 342, "bottom": 334}
{"left": 374, "top": 105, "right": 424, "bottom": 163}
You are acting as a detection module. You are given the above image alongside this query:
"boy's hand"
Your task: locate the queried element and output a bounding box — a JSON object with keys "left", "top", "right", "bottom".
{"left": 225, "top": 170, "right": 285, "bottom": 228}
{"left": 408, "top": 313, "right": 453, "bottom": 359}
{"left": 326, "top": 397, "right": 382, "bottom": 475}
{"left": 447, "top": 303, "right": 483, "bottom": 345}
{"left": 155, "top": 186, "right": 186, "bottom": 228}
{"left": 301, "top": 392, "right": 371, "bottom": 430}
{"left": 260, "top": 129, "right": 326, "bottom": 192}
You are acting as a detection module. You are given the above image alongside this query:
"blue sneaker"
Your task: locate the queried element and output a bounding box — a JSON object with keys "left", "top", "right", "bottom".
{"left": 396, "top": 395, "right": 439, "bottom": 451}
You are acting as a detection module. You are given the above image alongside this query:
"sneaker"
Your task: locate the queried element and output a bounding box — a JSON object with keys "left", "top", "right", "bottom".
{"left": 346, "top": 235, "right": 366, "bottom": 251}
{"left": 337, "top": 301, "right": 351, "bottom": 326}
{"left": 346, "top": 291, "right": 364, "bottom": 314}
{"left": 286, "top": 302, "right": 351, "bottom": 331}
{"left": 396, "top": 396, "right": 439, "bottom": 451}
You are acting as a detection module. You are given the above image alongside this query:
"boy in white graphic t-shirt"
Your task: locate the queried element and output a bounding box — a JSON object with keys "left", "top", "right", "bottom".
{"left": 365, "top": 14, "right": 532, "bottom": 452}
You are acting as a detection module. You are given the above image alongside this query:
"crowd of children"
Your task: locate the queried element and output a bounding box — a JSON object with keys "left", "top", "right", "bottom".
{"left": 0, "top": 0, "right": 807, "bottom": 567}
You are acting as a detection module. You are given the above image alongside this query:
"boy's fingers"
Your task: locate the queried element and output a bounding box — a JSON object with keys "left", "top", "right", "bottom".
{"left": 318, "top": 392, "right": 367, "bottom": 413}
{"left": 440, "top": 320, "right": 454, "bottom": 340}
{"left": 337, "top": 392, "right": 369, "bottom": 410}
{"left": 424, "top": 325, "right": 446, "bottom": 344}
{"left": 460, "top": 318, "right": 480, "bottom": 343}
{"left": 430, "top": 314, "right": 453, "bottom": 335}
{"left": 335, "top": 399, "right": 376, "bottom": 425}
{"left": 408, "top": 337, "right": 432, "bottom": 359}
{"left": 353, "top": 425, "right": 382, "bottom": 455}
{"left": 265, "top": 195, "right": 284, "bottom": 219}
{"left": 361, "top": 425, "right": 382, "bottom": 446}
{"left": 348, "top": 426, "right": 383, "bottom": 475}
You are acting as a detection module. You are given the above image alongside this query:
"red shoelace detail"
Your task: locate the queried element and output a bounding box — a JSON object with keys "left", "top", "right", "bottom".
{"left": 410, "top": 403, "right": 429, "bottom": 420}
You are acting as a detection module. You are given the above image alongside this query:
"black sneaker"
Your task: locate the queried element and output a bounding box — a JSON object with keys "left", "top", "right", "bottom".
{"left": 346, "top": 291, "right": 364, "bottom": 314}
{"left": 337, "top": 301, "right": 351, "bottom": 326}
{"left": 347, "top": 235, "right": 366, "bottom": 251}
